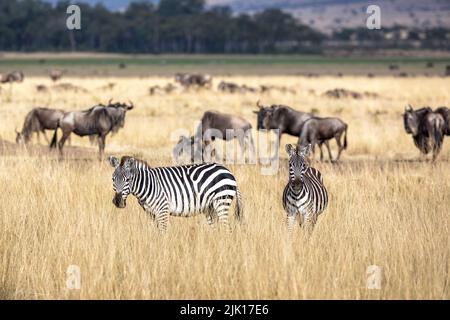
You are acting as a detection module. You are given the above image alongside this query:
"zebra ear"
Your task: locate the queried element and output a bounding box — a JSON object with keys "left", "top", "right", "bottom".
{"left": 285, "top": 144, "right": 295, "bottom": 156}
{"left": 123, "top": 157, "right": 135, "bottom": 168}
{"left": 108, "top": 156, "right": 119, "bottom": 168}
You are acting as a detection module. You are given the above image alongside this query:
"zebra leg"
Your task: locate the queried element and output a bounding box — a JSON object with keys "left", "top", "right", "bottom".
{"left": 155, "top": 210, "right": 169, "bottom": 232}
{"left": 303, "top": 214, "right": 317, "bottom": 235}
{"left": 287, "top": 214, "right": 297, "bottom": 232}
{"left": 213, "top": 198, "right": 232, "bottom": 232}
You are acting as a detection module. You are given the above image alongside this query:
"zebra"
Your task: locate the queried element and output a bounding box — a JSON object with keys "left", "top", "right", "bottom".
{"left": 283, "top": 144, "right": 328, "bottom": 233}
{"left": 108, "top": 156, "right": 242, "bottom": 231}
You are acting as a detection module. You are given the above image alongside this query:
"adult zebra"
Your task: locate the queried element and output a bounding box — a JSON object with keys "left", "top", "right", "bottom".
{"left": 283, "top": 144, "right": 328, "bottom": 233}
{"left": 108, "top": 156, "right": 242, "bottom": 231}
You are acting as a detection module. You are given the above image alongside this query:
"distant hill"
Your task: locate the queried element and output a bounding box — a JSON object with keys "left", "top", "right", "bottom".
{"left": 47, "top": 0, "right": 450, "bottom": 32}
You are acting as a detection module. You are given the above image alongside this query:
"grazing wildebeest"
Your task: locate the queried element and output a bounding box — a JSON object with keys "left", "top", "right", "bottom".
{"left": 218, "top": 81, "right": 241, "bottom": 93}
{"left": 50, "top": 101, "right": 134, "bottom": 159}
{"left": 175, "top": 73, "right": 212, "bottom": 89}
{"left": 16, "top": 107, "right": 66, "bottom": 145}
{"left": 297, "top": 117, "right": 348, "bottom": 162}
{"left": 435, "top": 106, "right": 450, "bottom": 135}
{"left": 1, "top": 70, "right": 24, "bottom": 83}
{"left": 403, "top": 105, "right": 445, "bottom": 162}
{"left": 149, "top": 83, "right": 177, "bottom": 95}
{"left": 193, "top": 111, "right": 255, "bottom": 163}
{"left": 254, "top": 101, "right": 313, "bottom": 143}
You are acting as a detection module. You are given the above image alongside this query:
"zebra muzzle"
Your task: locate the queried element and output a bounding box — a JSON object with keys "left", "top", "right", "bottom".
{"left": 113, "top": 194, "right": 126, "bottom": 208}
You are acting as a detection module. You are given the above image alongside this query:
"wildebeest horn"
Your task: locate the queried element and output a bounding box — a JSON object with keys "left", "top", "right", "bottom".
{"left": 405, "top": 104, "right": 413, "bottom": 112}
{"left": 128, "top": 100, "right": 134, "bottom": 110}
{"left": 108, "top": 98, "right": 113, "bottom": 105}
{"left": 256, "top": 100, "right": 263, "bottom": 109}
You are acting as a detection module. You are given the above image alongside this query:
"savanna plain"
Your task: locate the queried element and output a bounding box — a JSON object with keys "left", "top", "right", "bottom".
{"left": 0, "top": 67, "right": 449, "bottom": 299}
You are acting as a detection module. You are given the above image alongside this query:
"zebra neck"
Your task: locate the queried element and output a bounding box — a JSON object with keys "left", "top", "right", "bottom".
{"left": 130, "top": 166, "right": 154, "bottom": 196}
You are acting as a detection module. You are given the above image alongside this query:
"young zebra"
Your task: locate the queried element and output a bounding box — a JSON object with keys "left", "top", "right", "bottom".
{"left": 108, "top": 156, "right": 242, "bottom": 231}
{"left": 283, "top": 144, "right": 328, "bottom": 233}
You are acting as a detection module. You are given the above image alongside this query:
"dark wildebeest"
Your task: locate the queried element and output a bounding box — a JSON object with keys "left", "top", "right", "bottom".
{"left": 195, "top": 111, "right": 255, "bottom": 162}
{"left": 16, "top": 107, "right": 66, "bottom": 145}
{"left": 297, "top": 117, "right": 348, "bottom": 162}
{"left": 403, "top": 105, "right": 445, "bottom": 162}
{"left": 50, "top": 101, "right": 134, "bottom": 159}
{"left": 175, "top": 73, "right": 212, "bottom": 89}
{"left": 435, "top": 106, "right": 450, "bottom": 136}
{"left": 254, "top": 101, "right": 313, "bottom": 144}
{"left": 1, "top": 70, "right": 24, "bottom": 83}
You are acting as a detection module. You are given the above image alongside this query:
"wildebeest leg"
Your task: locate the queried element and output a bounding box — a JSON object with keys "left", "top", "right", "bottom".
{"left": 325, "top": 140, "right": 333, "bottom": 162}
{"left": 237, "top": 134, "right": 246, "bottom": 163}
{"left": 335, "top": 133, "right": 344, "bottom": 161}
{"left": 318, "top": 142, "right": 324, "bottom": 162}
{"left": 98, "top": 134, "right": 106, "bottom": 161}
{"left": 246, "top": 131, "right": 256, "bottom": 163}
{"left": 58, "top": 131, "right": 71, "bottom": 156}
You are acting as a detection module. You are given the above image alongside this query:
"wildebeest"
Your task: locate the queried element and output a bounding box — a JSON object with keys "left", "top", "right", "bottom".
{"left": 16, "top": 107, "right": 66, "bottom": 145}
{"left": 149, "top": 83, "right": 177, "bottom": 95}
{"left": 297, "top": 117, "right": 348, "bottom": 162}
{"left": 195, "top": 111, "right": 255, "bottom": 162}
{"left": 175, "top": 73, "right": 212, "bottom": 89}
{"left": 1, "top": 70, "right": 24, "bottom": 83}
{"left": 218, "top": 81, "right": 241, "bottom": 93}
{"left": 49, "top": 69, "right": 64, "bottom": 82}
{"left": 50, "top": 101, "right": 134, "bottom": 159}
{"left": 403, "top": 105, "right": 445, "bottom": 162}
{"left": 254, "top": 101, "right": 313, "bottom": 143}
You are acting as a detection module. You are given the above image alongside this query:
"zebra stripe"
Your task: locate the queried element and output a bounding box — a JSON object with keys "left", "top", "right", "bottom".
{"left": 109, "top": 156, "right": 242, "bottom": 231}
{"left": 282, "top": 144, "right": 328, "bottom": 232}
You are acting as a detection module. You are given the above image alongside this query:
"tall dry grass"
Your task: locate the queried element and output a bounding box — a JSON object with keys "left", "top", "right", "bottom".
{"left": 0, "top": 76, "right": 449, "bottom": 299}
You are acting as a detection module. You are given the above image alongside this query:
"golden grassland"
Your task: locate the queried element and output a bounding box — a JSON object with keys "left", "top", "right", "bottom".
{"left": 0, "top": 75, "right": 449, "bottom": 299}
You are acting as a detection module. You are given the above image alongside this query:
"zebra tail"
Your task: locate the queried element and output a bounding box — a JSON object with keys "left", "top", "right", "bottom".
{"left": 235, "top": 187, "right": 243, "bottom": 222}
{"left": 343, "top": 125, "right": 348, "bottom": 149}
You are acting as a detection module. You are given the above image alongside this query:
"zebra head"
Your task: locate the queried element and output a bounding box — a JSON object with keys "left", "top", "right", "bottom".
{"left": 108, "top": 156, "right": 137, "bottom": 208}
{"left": 285, "top": 144, "right": 311, "bottom": 183}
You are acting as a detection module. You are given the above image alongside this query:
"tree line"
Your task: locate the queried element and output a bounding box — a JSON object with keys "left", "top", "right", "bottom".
{"left": 0, "top": 0, "right": 447, "bottom": 53}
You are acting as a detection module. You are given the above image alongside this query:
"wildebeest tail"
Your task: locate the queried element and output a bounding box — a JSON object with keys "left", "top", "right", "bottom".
{"left": 235, "top": 187, "right": 243, "bottom": 222}
{"left": 343, "top": 124, "right": 348, "bottom": 149}
{"left": 433, "top": 120, "right": 443, "bottom": 149}
{"left": 50, "top": 119, "right": 59, "bottom": 148}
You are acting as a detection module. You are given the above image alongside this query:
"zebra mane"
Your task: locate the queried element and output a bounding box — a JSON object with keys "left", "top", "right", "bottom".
{"left": 120, "top": 156, "right": 151, "bottom": 168}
